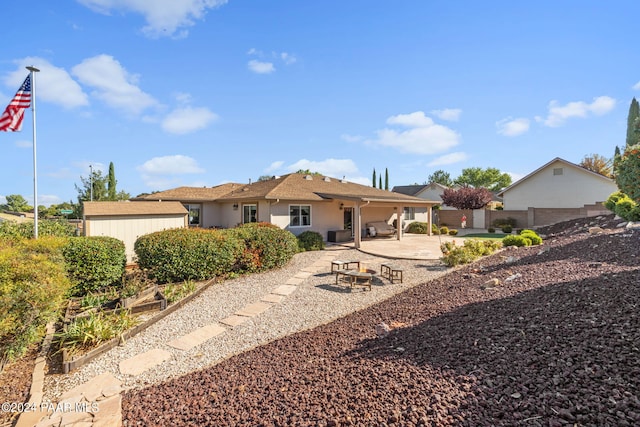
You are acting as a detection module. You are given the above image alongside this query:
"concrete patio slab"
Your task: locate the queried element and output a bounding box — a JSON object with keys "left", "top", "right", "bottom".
{"left": 119, "top": 349, "right": 172, "bottom": 376}
{"left": 235, "top": 301, "right": 273, "bottom": 317}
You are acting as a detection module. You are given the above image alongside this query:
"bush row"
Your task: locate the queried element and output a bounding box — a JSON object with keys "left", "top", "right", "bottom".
{"left": 406, "top": 221, "right": 459, "bottom": 236}
{"left": 605, "top": 191, "right": 640, "bottom": 221}
{"left": 440, "top": 239, "right": 502, "bottom": 267}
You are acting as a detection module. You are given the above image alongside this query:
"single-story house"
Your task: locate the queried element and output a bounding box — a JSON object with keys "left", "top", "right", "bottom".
{"left": 135, "top": 173, "right": 440, "bottom": 248}
{"left": 498, "top": 157, "right": 618, "bottom": 211}
{"left": 83, "top": 201, "right": 188, "bottom": 263}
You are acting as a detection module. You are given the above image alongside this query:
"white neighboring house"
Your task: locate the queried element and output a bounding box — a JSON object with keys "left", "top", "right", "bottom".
{"left": 83, "top": 201, "right": 188, "bottom": 264}
{"left": 498, "top": 157, "right": 618, "bottom": 210}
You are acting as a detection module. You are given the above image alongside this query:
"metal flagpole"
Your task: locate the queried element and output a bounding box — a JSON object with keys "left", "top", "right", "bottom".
{"left": 26, "top": 65, "right": 40, "bottom": 239}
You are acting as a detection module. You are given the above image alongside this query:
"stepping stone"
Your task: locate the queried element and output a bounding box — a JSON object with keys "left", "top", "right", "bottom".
{"left": 59, "top": 372, "right": 121, "bottom": 402}
{"left": 168, "top": 324, "right": 226, "bottom": 351}
{"left": 285, "top": 277, "right": 304, "bottom": 285}
{"left": 220, "top": 315, "right": 249, "bottom": 327}
{"left": 119, "top": 349, "right": 172, "bottom": 376}
{"left": 235, "top": 301, "right": 273, "bottom": 317}
{"left": 272, "top": 284, "right": 297, "bottom": 296}
{"left": 294, "top": 271, "right": 312, "bottom": 279}
{"left": 261, "top": 294, "right": 284, "bottom": 303}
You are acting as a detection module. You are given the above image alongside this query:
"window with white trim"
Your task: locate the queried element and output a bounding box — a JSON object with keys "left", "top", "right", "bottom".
{"left": 243, "top": 204, "right": 257, "bottom": 223}
{"left": 184, "top": 204, "right": 201, "bottom": 227}
{"left": 289, "top": 205, "right": 311, "bottom": 227}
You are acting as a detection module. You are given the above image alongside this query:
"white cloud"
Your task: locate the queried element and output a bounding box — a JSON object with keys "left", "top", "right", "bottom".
{"left": 161, "top": 106, "right": 218, "bottom": 134}
{"left": 72, "top": 54, "right": 158, "bottom": 115}
{"left": 286, "top": 158, "right": 359, "bottom": 178}
{"left": 496, "top": 117, "right": 530, "bottom": 136}
{"left": 4, "top": 57, "right": 89, "bottom": 109}
{"left": 427, "top": 152, "right": 468, "bottom": 166}
{"left": 430, "top": 108, "right": 462, "bottom": 122}
{"left": 340, "top": 133, "right": 363, "bottom": 143}
{"left": 248, "top": 60, "right": 275, "bottom": 74}
{"left": 536, "top": 96, "right": 616, "bottom": 127}
{"left": 76, "top": 0, "right": 228, "bottom": 38}
{"left": 138, "top": 155, "right": 205, "bottom": 175}
{"left": 367, "top": 111, "right": 460, "bottom": 155}
{"left": 280, "top": 52, "right": 297, "bottom": 65}
{"left": 15, "top": 139, "right": 32, "bottom": 148}
{"left": 264, "top": 161, "right": 284, "bottom": 173}
{"left": 633, "top": 81, "right": 640, "bottom": 90}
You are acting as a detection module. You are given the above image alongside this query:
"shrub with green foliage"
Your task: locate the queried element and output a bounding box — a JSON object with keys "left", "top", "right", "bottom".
{"left": 501, "top": 225, "right": 513, "bottom": 234}
{"left": 492, "top": 217, "right": 517, "bottom": 228}
{"left": 615, "top": 143, "right": 640, "bottom": 202}
{"left": 0, "top": 219, "right": 76, "bottom": 240}
{"left": 135, "top": 228, "right": 244, "bottom": 284}
{"left": 604, "top": 191, "right": 626, "bottom": 212}
{"left": 406, "top": 221, "right": 429, "bottom": 234}
{"left": 615, "top": 196, "right": 640, "bottom": 221}
{"left": 448, "top": 229, "right": 458, "bottom": 236}
{"left": 0, "top": 237, "right": 72, "bottom": 367}
{"left": 297, "top": 230, "right": 325, "bottom": 251}
{"left": 440, "top": 239, "right": 502, "bottom": 267}
{"left": 56, "top": 310, "right": 137, "bottom": 354}
{"left": 431, "top": 223, "right": 441, "bottom": 235}
{"left": 519, "top": 229, "right": 543, "bottom": 245}
{"left": 62, "top": 236, "right": 126, "bottom": 296}
{"left": 228, "top": 222, "right": 299, "bottom": 273}
{"left": 439, "top": 226, "right": 449, "bottom": 235}
{"left": 487, "top": 227, "right": 496, "bottom": 233}
{"left": 503, "top": 235, "right": 532, "bottom": 247}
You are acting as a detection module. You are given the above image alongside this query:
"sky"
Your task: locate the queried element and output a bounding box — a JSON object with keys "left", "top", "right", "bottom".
{"left": 1, "top": 1, "right": 639, "bottom": 207}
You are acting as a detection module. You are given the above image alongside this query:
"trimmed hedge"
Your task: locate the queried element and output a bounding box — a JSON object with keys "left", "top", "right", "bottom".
{"left": 406, "top": 222, "right": 429, "bottom": 234}
{"left": 227, "top": 222, "right": 299, "bottom": 273}
{"left": 502, "top": 235, "right": 532, "bottom": 247}
{"left": 135, "top": 228, "right": 243, "bottom": 284}
{"left": 0, "top": 237, "right": 72, "bottom": 367}
{"left": 62, "top": 236, "right": 126, "bottom": 296}
{"left": 440, "top": 239, "right": 502, "bottom": 267}
{"left": 297, "top": 230, "right": 325, "bottom": 251}
{"left": 0, "top": 219, "right": 76, "bottom": 240}
{"left": 519, "top": 229, "right": 543, "bottom": 245}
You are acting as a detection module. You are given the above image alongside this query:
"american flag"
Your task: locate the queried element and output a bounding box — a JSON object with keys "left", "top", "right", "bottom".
{"left": 0, "top": 74, "right": 32, "bottom": 132}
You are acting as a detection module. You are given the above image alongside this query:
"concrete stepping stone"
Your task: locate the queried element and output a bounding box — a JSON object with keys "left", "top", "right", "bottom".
{"left": 119, "top": 349, "right": 172, "bottom": 376}
{"left": 272, "top": 284, "right": 297, "bottom": 296}
{"left": 285, "top": 277, "right": 304, "bottom": 285}
{"left": 293, "top": 271, "right": 312, "bottom": 279}
{"left": 261, "top": 293, "right": 285, "bottom": 303}
{"left": 220, "top": 315, "right": 249, "bottom": 327}
{"left": 168, "top": 324, "right": 226, "bottom": 351}
{"left": 235, "top": 301, "right": 273, "bottom": 317}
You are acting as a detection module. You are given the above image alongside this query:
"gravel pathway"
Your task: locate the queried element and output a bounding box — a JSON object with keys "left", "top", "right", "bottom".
{"left": 44, "top": 245, "right": 448, "bottom": 401}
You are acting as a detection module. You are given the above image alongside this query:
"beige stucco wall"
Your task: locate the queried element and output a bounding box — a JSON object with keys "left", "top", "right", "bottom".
{"left": 503, "top": 161, "right": 618, "bottom": 210}
{"left": 267, "top": 200, "right": 343, "bottom": 239}
{"left": 85, "top": 214, "right": 187, "bottom": 263}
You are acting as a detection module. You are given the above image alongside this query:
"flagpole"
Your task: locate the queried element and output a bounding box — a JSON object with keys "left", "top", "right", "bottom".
{"left": 26, "top": 65, "right": 40, "bottom": 239}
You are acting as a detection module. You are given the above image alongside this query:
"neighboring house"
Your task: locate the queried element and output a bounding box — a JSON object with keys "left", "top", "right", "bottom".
{"left": 83, "top": 201, "right": 188, "bottom": 263}
{"left": 498, "top": 157, "right": 617, "bottom": 210}
{"left": 136, "top": 173, "right": 440, "bottom": 248}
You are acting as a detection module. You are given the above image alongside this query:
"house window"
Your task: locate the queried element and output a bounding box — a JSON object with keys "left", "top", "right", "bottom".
{"left": 289, "top": 205, "right": 311, "bottom": 227}
{"left": 243, "top": 204, "right": 257, "bottom": 223}
{"left": 553, "top": 168, "right": 564, "bottom": 176}
{"left": 184, "top": 204, "right": 201, "bottom": 227}
{"left": 403, "top": 207, "right": 415, "bottom": 220}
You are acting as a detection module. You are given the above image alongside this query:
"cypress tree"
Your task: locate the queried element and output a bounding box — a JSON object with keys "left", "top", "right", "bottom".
{"left": 379, "top": 175, "right": 382, "bottom": 189}
{"left": 372, "top": 168, "right": 377, "bottom": 188}
{"left": 626, "top": 98, "right": 640, "bottom": 147}
{"left": 108, "top": 162, "right": 117, "bottom": 200}
{"left": 384, "top": 168, "right": 389, "bottom": 190}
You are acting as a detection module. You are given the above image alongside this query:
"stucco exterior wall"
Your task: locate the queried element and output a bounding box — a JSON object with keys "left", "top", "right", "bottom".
{"left": 502, "top": 161, "right": 618, "bottom": 210}
{"left": 85, "top": 214, "right": 187, "bottom": 263}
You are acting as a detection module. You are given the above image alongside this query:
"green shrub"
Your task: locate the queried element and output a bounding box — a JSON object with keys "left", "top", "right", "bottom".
{"left": 62, "top": 236, "right": 126, "bottom": 296}
{"left": 501, "top": 225, "right": 513, "bottom": 234}
{"left": 0, "top": 219, "right": 76, "bottom": 240}
{"left": 519, "top": 229, "right": 543, "bottom": 245}
{"left": 448, "top": 229, "right": 458, "bottom": 236}
{"left": 615, "top": 144, "right": 640, "bottom": 202}
{"left": 615, "top": 196, "right": 640, "bottom": 221}
{"left": 604, "top": 191, "right": 626, "bottom": 212}
{"left": 135, "top": 228, "right": 244, "bottom": 284}
{"left": 487, "top": 227, "right": 496, "bottom": 233}
{"left": 440, "top": 239, "right": 501, "bottom": 267}
{"left": 0, "top": 237, "right": 72, "bottom": 367}
{"left": 297, "top": 231, "right": 325, "bottom": 251}
{"left": 406, "top": 222, "right": 429, "bottom": 234}
{"left": 56, "top": 310, "right": 137, "bottom": 354}
{"left": 492, "top": 217, "right": 517, "bottom": 228}
{"left": 503, "top": 235, "right": 532, "bottom": 247}
{"left": 439, "top": 226, "right": 450, "bottom": 235}
{"left": 228, "top": 222, "right": 299, "bottom": 273}
{"left": 431, "top": 223, "right": 441, "bottom": 235}
{"left": 163, "top": 280, "right": 196, "bottom": 304}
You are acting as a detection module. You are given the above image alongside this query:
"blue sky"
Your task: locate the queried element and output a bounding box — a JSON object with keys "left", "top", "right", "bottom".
{"left": 1, "top": 1, "right": 638, "bottom": 207}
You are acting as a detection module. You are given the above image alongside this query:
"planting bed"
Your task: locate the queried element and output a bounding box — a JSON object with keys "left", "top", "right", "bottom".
{"left": 122, "top": 216, "right": 640, "bottom": 426}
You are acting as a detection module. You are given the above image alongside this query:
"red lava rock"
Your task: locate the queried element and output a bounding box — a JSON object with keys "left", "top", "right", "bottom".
{"left": 122, "top": 216, "right": 640, "bottom": 426}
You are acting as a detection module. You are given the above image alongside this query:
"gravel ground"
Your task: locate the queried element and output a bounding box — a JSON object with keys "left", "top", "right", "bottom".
{"left": 44, "top": 246, "right": 448, "bottom": 401}
{"left": 120, "top": 217, "right": 640, "bottom": 426}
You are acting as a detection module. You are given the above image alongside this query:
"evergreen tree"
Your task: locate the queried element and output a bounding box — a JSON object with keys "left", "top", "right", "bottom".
{"left": 76, "top": 169, "right": 108, "bottom": 202}
{"left": 427, "top": 170, "right": 453, "bottom": 187}
{"left": 372, "top": 168, "right": 377, "bottom": 188}
{"left": 626, "top": 98, "right": 640, "bottom": 147}
{"left": 108, "top": 162, "right": 117, "bottom": 200}
{"left": 379, "top": 175, "right": 382, "bottom": 189}
{"left": 384, "top": 168, "right": 389, "bottom": 190}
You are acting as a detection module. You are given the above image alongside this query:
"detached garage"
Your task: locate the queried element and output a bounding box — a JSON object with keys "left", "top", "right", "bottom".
{"left": 83, "top": 201, "right": 188, "bottom": 264}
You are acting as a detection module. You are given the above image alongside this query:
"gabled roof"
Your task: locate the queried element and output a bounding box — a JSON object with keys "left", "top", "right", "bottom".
{"left": 498, "top": 157, "right": 615, "bottom": 196}
{"left": 393, "top": 182, "right": 449, "bottom": 196}
{"left": 137, "top": 174, "right": 439, "bottom": 205}
{"left": 134, "top": 183, "right": 243, "bottom": 202}
{"left": 83, "top": 201, "right": 188, "bottom": 216}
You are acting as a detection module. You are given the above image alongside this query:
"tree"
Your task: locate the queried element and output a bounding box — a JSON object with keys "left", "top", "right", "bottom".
{"left": 1, "top": 194, "right": 31, "bottom": 212}
{"left": 372, "top": 168, "right": 377, "bottom": 188}
{"left": 379, "top": 175, "right": 382, "bottom": 189}
{"left": 580, "top": 154, "right": 613, "bottom": 177}
{"left": 454, "top": 167, "right": 512, "bottom": 192}
{"left": 627, "top": 98, "right": 640, "bottom": 147}
{"left": 615, "top": 143, "right": 640, "bottom": 202}
{"left": 107, "top": 162, "right": 117, "bottom": 200}
{"left": 440, "top": 187, "right": 493, "bottom": 210}
{"left": 257, "top": 175, "right": 274, "bottom": 182}
{"left": 76, "top": 169, "right": 108, "bottom": 202}
{"left": 427, "top": 170, "right": 453, "bottom": 187}
{"left": 384, "top": 168, "right": 389, "bottom": 190}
